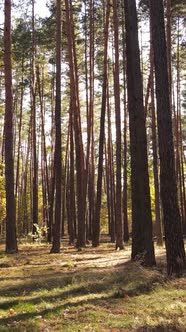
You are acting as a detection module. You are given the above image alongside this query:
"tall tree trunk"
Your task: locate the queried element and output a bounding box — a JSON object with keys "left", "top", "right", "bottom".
{"left": 107, "top": 86, "right": 116, "bottom": 242}
{"left": 65, "top": 0, "right": 86, "bottom": 248}
{"left": 124, "top": 0, "right": 155, "bottom": 266}
{"left": 113, "top": 0, "right": 123, "bottom": 250}
{"left": 15, "top": 60, "right": 24, "bottom": 199}
{"left": 175, "top": 17, "right": 185, "bottom": 233}
{"left": 48, "top": 74, "right": 55, "bottom": 243}
{"left": 31, "top": 0, "right": 38, "bottom": 234}
{"left": 92, "top": 0, "right": 110, "bottom": 247}
{"left": 36, "top": 66, "right": 50, "bottom": 229}
{"left": 105, "top": 141, "right": 111, "bottom": 236}
{"left": 50, "top": 0, "right": 62, "bottom": 253}
{"left": 166, "top": 0, "right": 172, "bottom": 103}
{"left": 84, "top": 0, "right": 95, "bottom": 241}
{"left": 88, "top": 0, "right": 95, "bottom": 242}
{"left": 68, "top": 107, "right": 76, "bottom": 243}
{"left": 122, "top": 4, "right": 129, "bottom": 243}
{"left": 150, "top": 0, "right": 185, "bottom": 275}
{"left": 4, "top": 0, "right": 18, "bottom": 253}
{"left": 149, "top": 14, "right": 163, "bottom": 246}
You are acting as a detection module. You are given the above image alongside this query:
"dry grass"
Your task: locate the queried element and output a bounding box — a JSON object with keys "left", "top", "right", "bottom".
{"left": 0, "top": 239, "right": 185, "bottom": 331}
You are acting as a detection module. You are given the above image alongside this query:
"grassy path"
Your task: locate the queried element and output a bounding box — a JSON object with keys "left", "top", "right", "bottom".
{"left": 0, "top": 241, "right": 185, "bottom": 331}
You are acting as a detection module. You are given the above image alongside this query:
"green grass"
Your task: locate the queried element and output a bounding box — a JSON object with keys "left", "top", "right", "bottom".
{"left": 0, "top": 241, "right": 185, "bottom": 331}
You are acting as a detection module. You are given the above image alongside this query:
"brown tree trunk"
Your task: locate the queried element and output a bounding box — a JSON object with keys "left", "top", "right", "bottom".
{"left": 122, "top": 5, "right": 129, "bottom": 243}
{"left": 15, "top": 60, "right": 24, "bottom": 199}
{"left": 65, "top": 0, "right": 86, "bottom": 248}
{"left": 113, "top": 0, "right": 123, "bottom": 250}
{"left": 4, "top": 0, "right": 18, "bottom": 253}
{"left": 68, "top": 107, "right": 76, "bottom": 243}
{"left": 175, "top": 17, "right": 185, "bottom": 233}
{"left": 149, "top": 15, "right": 163, "bottom": 246}
{"left": 84, "top": 0, "right": 95, "bottom": 241}
{"left": 150, "top": 0, "right": 185, "bottom": 275}
{"left": 36, "top": 66, "right": 50, "bottom": 229}
{"left": 107, "top": 86, "right": 116, "bottom": 242}
{"left": 31, "top": 0, "right": 38, "bottom": 234}
{"left": 166, "top": 0, "right": 172, "bottom": 103}
{"left": 50, "top": 0, "right": 62, "bottom": 253}
{"left": 48, "top": 73, "right": 55, "bottom": 243}
{"left": 92, "top": 1, "right": 110, "bottom": 247}
{"left": 124, "top": 0, "right": 155, "bottom": 266}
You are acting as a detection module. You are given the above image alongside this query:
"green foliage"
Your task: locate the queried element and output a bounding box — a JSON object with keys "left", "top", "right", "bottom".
{"left": 28, "top": 224, "right": 48, "bottom": 244}
{"left": 171, "top": 0, "right": 186, "bottom": 16}
{"left": 12, "top": 18, "right": 32, "bottom": 62}
{"left": 36, "top": 15, "right": 55, "bottom": 52}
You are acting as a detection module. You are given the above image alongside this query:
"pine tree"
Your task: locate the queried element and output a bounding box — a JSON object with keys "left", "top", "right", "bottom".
{"left": 4, "top": 0, "right": 18, "bottom": 253}
{"left": 124, "top": 0, "right": 155, "bottom": 266}
{"left": 150, "top": 0, "right": 185, "bottom": 275}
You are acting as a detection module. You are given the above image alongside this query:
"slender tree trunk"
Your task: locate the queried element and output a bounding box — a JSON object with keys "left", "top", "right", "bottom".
{"left": 4, "top": 0, "right": 18, "bottom": 253}
{"left": 122, "top": 5, "right": 129, "bottom": 243}
{"left": 15, "top": 60, "right": 24, "bottom": 199}
{"left": 144, "top": 74, "right": 151, "bottom": 117}
{"left": 175, "top": 17, "right": 185, "bottom": 232}
{"left": 84, "top": 0, "right": 95, "bottom": 241}
{"left": 48, "top": 74, "right": 55, "bottom": 243}
{"left": 65, "top": 0, "right": 86, "bottom": 248}
{"left": 36, "top": 66, "right": 50, "bottom": 229}
{"left": 50, "top": 0, "right": 62, "bottom": 253}
{"left": 88, "top": 0, "right": 95, "bottom": 242}
{"left": 92, "top": 1, "right": 110, "bottom": 247}
{"left": 107, "top": 86, "right": 116, "bottom": 242}
{"left": 22, "top": 127, "right": 31, "bottom": 235}
{"left": 105, "top": 141, "right": 111, "bottom": 236}
{"left": 166, "top": 0, "right": 172, "bottom": 104}
{"left": 31, "top": 0, "right": 38, "bottom": 234}
{"left": 68, "top": 107, "right": 76, "bottom": 243}
{"left": 150, "top": 0, "right": 185, "bottom": 275}
{"left": 124, "top": 0, "right": 155, "bottom": 266}
{"left": 149, "top": 15, "right": 163, "bottom": 246}
{"left": 113, "top": 0, "right": 123, "bottom": 250}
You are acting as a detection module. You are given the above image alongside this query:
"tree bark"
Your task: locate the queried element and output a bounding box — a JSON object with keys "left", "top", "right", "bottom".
{"left": 31, "top": 0, "right": 38, "bottom": 234}
{"left": 149, "top": 0, "right": 185, "bottom": 275}
{"left": 122, "top": 4, "right": 129, "bottom": 243}
{"left": 92, "top": 0, "right": 110, "bottom": 247}
{"left": 149, "top": 15, "right": 163, "bottom": 246}
{"left": 4, "top": 0, "right": 18, "bottom": 253}
{"left": 65, "top": 0, "right": 86, "bottom": 248}
{"left": 124, "top": 0, "right": 155, "bottom": 266}
{"left": 113, "top": 0, "right": 124, "bottom": 250}
{"left": 50, "top": 0, "right": 62, "bottom": 253}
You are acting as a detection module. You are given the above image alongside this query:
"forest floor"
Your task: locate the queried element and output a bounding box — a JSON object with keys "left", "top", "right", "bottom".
{"left": 0, "top": 238, "right": 185, "bottom": 332}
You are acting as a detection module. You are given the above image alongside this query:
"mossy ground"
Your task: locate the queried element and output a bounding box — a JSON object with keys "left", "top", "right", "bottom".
{"left": 0, "top": 239, "right": 185, "bottom": 331}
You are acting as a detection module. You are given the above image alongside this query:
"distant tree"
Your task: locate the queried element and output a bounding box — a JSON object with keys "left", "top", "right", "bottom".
{"left": 65, "top": 0, "right": 86, "bottom": 248}
{"left": 92, "top": 0, "right": 110, "bottom": 247}
{"left": 149, "top": 0, "right": 185, "bottom": 275}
